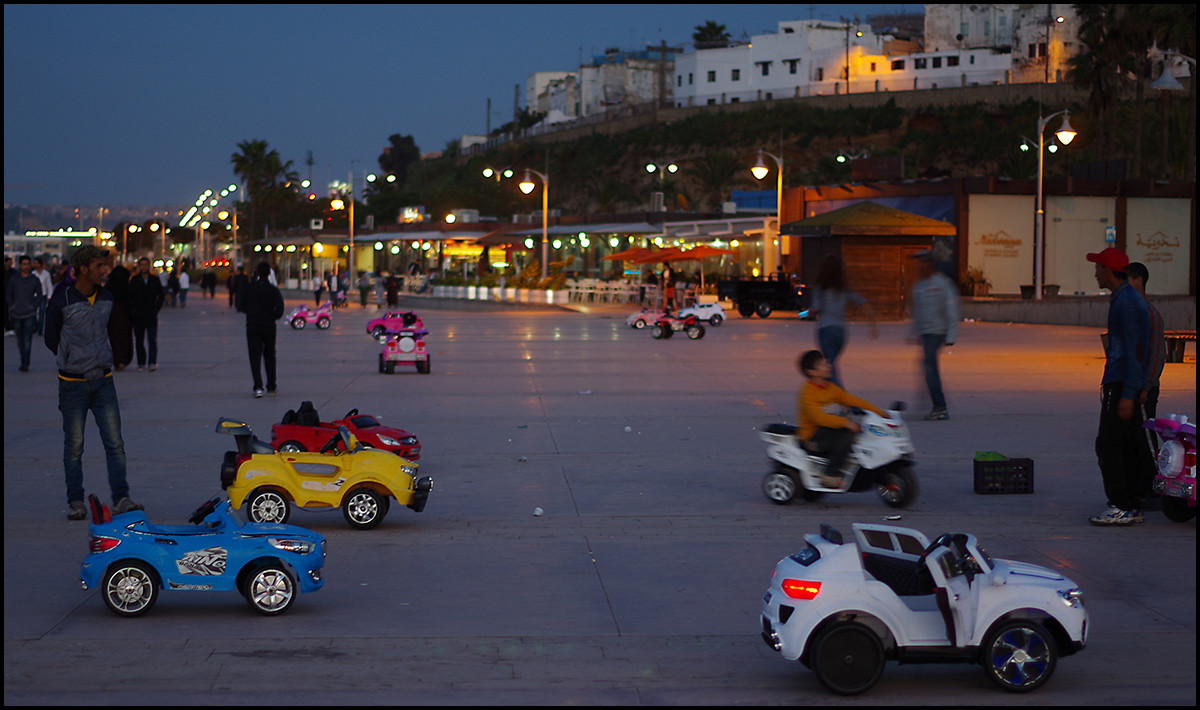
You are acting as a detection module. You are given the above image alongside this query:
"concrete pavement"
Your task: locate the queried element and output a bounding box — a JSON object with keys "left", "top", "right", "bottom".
{"left": 4, "top": 294, "right": 1195, "bottom": 705}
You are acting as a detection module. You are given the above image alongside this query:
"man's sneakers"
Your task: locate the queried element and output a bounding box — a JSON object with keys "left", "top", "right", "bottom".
{"left": 254, "top": 388, "right": 265, "bottom": 398}
{"left": 113, "top": 497, "right": 144, "bottom": 514}
{"left": 923, "top": 408, "right": 950, "bottom": 421}
{"left": 1088, "top": 505, "right": 1143, "bottom": 526}
{"left": 67, "top": 500, "right": 87, "bottom": 520}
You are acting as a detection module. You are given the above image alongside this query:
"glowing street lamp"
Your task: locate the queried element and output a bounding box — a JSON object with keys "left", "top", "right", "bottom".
{"left": 1033, "top": 109, "right": 1076, "bottom": 300}
{"left": 751, "top": 150, "right": 784, "bottom": 273}
{"left": 518, "top": 168, "right": 550, "bottom": 279}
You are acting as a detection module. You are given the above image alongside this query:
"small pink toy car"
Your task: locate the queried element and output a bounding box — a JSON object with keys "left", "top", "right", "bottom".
{"left": 289, "top": 302, "right": 332, "bottom": 330}
{"left": 368, "top": 311, "right": 424, "bottom": 338}
{"left": 377, "top": 315, "right": 430, "bottom": 374}
{"left": 1145, "top": 415, "right": 1196, "bottom": 522}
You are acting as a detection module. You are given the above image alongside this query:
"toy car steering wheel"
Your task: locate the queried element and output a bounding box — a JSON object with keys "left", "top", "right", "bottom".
{"left": 188, "top": 496, "right": 222, "bottom": 525}
{"left": 319, "top": 431, "right": 344, "bottom": 454}
{"left": 344, "top": 408, "right": 358, "bottom": 419}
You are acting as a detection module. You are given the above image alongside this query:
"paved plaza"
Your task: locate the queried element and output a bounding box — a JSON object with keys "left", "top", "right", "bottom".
{"left": 3, "top": 294, "right": 1195, "bottom": 705}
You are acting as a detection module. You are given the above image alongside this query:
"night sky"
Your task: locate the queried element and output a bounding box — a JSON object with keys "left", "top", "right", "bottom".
{"left": 4, "top": 4, "right": 912, "bottom": 207}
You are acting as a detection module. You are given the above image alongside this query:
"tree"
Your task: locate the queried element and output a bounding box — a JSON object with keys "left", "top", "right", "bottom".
{"left": 231, "top": 139, "right": 302, "bottom": 239}
{"left": 684, "top": 150, "right": 753, "bottom": 211}
{"left": 377, "top": 134, "right": 421, "bottom": 187}
{"left": 692, "top": 21, "right": 731, "bottom": 50}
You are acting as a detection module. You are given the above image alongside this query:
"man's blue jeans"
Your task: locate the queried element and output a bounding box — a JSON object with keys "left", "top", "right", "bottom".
{"left": 13, "top": 313, "right": 36, "bottom": 369}
{"left": 59, "top": 376, "right": 129, "bottom": 504}
{"left": 817, "top": 324, "right": 847, "bottom": 387}
{"left": 921, "top": 333, "right": 947, "bottom": 410}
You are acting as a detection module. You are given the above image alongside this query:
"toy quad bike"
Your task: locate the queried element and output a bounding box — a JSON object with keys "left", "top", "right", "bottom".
{"left": 288, "top": 302, "right": 332, "bottom": 330}
{"left": 1145, "top": 414, "right": 1196, "bottom": 522}
{"left": 650, "top": 312, "right": 706, "bottom": 340}
{"left": 377, "top": 312, "right": 430, "bottom": 374}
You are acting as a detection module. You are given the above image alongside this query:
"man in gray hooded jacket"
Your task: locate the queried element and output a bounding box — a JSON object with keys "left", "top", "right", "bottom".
{"left": 44, "top": 246, "right": 142, "bottom": 520}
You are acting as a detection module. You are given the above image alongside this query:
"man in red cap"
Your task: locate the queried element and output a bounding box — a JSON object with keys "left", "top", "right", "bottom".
{"left": 1085, "top": 247, "right": 1150, "bottom": 525}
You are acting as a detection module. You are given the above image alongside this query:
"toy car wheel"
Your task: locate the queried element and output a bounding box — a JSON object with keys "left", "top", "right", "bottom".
{"left": 810, "top": 622, "right": 886, "bottom": 696}
{"left": 877, "top": 464, "right": 918, "bottom": 508}
{"left": 242, "top": 563, "right": 297, "bottom": 616}
{"left": 384, "top": 361, "right": 395, "bottom": 374}
{"left": 686, "top": 324, "right": 705, "bottom": 339}
{"left": 343, "top": 488, "right": 388, "bottom": 529}
{"left": 650, "top": 324, "right": 666, "bottom": 339}
{"left": 762, "top": 471, "right": 797, "bottom": 504}
{"left": 102, "top": 560, "right": 159, "bottom": 617}
{"left": 246, "top": 488, "right": 290, "bottom": 524}
{"left": 1162, "top": 497, "right": 1196, "bottom": 522}
{"left": 981, "top": 620, "right": 1058, "bottom": 692}
{"left": 632, "top": 319, "right": 646, "bottom": 329}
{"left": 316, "top": 317, "right": 331, "bottom": 330}
{"left": 709, "top": 314, "right": 723, "bottom": 326}
{"left": 276, "top": 440, "right": 305, "bottom": 453}
{"left": 290, "top": 317, "right": 306, "bottom": 330}
{"left": 417, "top": 357, "right": 430, "bottom": 374}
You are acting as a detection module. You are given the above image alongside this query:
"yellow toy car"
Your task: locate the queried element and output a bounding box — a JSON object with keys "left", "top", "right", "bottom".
{"left": 215, "top": 418, "right": 432, "bottom": 530}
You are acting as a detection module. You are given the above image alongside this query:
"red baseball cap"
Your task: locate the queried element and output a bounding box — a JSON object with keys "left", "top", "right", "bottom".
{"left": 1086, "top": 247, "right": 1129, "bottom": 273}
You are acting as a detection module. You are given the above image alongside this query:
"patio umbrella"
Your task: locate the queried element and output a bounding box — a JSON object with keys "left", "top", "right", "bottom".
{"left": 602, "top": 247, "right": 655, "bottom": 262}
{"left": 629, "top": 247, "right": 684, "bottom": 264}
{"left": 656, "top": 244, "right": 735, "bottom": 290}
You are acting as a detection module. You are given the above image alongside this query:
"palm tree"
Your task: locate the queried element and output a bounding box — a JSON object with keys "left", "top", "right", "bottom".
{"left": 692, "top": 21, "right": 731, "bottom": 50}
{"left": 684, "top": 150, "right": 753, "bottom": 211}
{"left": 231, "top": 139, "right": 300, "bottom": 238}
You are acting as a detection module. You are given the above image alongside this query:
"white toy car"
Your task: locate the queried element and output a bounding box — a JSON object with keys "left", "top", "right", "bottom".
{"left": 761, "top": 523, "right": 1087, "bottom": 695}
{"left": 625, "top": 308, "right": 660, "bottom": 329}
{"left": 678, "top": 301, "right": 726, "bottom": 326}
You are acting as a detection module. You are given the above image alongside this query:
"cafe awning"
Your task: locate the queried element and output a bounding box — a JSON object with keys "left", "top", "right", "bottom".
{"left": 780, "top": 201, "right": 956, "bottom": 237}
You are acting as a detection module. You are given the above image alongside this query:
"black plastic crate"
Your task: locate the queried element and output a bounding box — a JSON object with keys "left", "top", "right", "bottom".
{"left": 973, "top": 458, "right": 1034, "bottom": 494}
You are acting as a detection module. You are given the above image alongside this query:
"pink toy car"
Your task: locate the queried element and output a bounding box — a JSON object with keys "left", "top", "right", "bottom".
{"left": 368, "top": 311, "right": 424, "bottom": 338}
{"left": 289, "top": 302, "right": 332, "bottom": 330}
{"left": 377, "top": 315, "right": 430, "bottom": 374}
{"left": 1145, "top": 415, "right": 1196, "bottom": 522}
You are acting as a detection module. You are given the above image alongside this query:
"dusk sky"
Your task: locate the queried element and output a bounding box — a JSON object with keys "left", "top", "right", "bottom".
{"left": 4, "top": 4, "right": 912, "bottom": 209}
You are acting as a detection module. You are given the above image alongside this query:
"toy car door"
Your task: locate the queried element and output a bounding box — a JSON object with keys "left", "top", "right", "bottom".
{"left": 853, "top": 523, "right": 930, "bottom": 561}
{"left": 924, "top": 545, "right": 977, "bottom": 648}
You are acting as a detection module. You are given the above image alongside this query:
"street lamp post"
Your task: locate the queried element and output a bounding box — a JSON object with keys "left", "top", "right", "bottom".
{"left": 751, "top": 150, "right": 784, "bottom": 275}
{"left": 645, "top": 161, "right": 678, "bottom": 211}
{"left": 518, "top": 168, "right": 550, "bottom": 280}
{"left": 1033, "top": 108, "right": 1076, "bottom": 300}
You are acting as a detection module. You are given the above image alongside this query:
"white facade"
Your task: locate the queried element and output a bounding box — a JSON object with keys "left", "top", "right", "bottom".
{"left": 673, "top": 7, "right": 1082, "bottom": 107}
{"left": 525, "top": 72, "right": 572, "bottom": 112}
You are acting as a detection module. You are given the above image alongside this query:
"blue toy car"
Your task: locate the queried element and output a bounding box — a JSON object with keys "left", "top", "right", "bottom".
{"left": 80, "top": 494, "right": 326, "bottom": 617}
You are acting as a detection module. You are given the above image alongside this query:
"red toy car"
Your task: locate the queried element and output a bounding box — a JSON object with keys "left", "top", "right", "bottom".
{"left": 270, "top": 402, "right": 421, "bottom": 460}
{"left": 367, "top": 311, "right": 424, "bottom": 338}
{"left": 650, "top": 312, "right": 706, "bottom": 340}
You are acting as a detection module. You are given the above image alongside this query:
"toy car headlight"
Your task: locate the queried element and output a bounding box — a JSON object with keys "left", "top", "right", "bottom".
{"left": 269, "top": 537, "right": 315, "bottom": 555}
{"left": 377, "top": 435, "right": 402, "bottom": 447}
{"left": 400, "top": 465, "right": 418, "bottom": 477}
{"left": 1058, "top": 587, "right": 1084, "bottom": 608}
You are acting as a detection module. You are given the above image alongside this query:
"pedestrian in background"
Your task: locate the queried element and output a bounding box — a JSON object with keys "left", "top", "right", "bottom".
{"left": 811, "top": 254, "right": 878, "bottom": 387}
{"left": 236, "top": 261, "right": 284, "bottom": 398}
{"left": 33, "top": 257, "right": 53, "bottom": 335}
{"left": 312, "top": 272, "right": 325, "bottom": 306}
{"left": 6, "top": 255, "right": 44, "bottom": 371}
{"left": 3, "top": 255, "right": 14, "bottom": 336}
{"left": 177, "top": 267, "right": 189, "bottom": 308}
{"left": 908, "top": 250, "right": 960, "bottom": 421}
{"left": 1086, "top": 247, "right": 1150, "bottom": 526}
{"left": 1125, "top": 260, "right": 1165, "bottom": 508}
{"left": 128, "top": 257, "right": 165, "bottom": 372}
{"left": 105, "top": 260, "right": 134, "bottom": 371}
{"left": 44, "top": 246, "right": 141, "bottom": 520}
{"left": 228, "top": 264, "right": 248, "bottom": 309}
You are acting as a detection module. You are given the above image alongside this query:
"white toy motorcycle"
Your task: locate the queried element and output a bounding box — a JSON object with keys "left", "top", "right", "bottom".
{"left": 760, "top": 405, "right": 917, "bottom": 508}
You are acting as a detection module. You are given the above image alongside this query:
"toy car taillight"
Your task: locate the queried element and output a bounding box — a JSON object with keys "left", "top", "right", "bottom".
{"left": 781, "top": 579, "right": 821, "bottom": 600}
{"left": 89, "top": 535, "right": 120, "bottom": 553}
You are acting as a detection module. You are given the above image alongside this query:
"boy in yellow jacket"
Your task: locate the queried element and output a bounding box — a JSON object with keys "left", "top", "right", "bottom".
{"left": 797, "top": 349, "right": 885, "bottom": 487}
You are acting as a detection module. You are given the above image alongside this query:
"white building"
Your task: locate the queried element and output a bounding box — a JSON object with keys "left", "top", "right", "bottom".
{"left": 672, "top": 6, "right": 1081, "bottom": 107}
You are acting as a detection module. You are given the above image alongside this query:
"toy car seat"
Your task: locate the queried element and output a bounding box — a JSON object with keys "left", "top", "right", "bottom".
{"left": 297, "top": 401, "right": 320, "bottom": 427}
{"left": 87, "top": 493, "right": 111, "bottom": 523}
{"left": 281, "top": 409, "right": 297, "bottom": 425}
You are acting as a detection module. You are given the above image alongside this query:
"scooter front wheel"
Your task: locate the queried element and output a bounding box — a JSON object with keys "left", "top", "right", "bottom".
{"left": 877, "top": 463, "right": 918, "bottom": 508}
{"left": 762, "top": 471, "right": 797, "bottom": 504}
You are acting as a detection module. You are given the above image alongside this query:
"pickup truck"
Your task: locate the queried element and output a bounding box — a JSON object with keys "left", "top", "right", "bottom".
{"left": 717, "top": 276, "right": 809, "bottom": 318}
